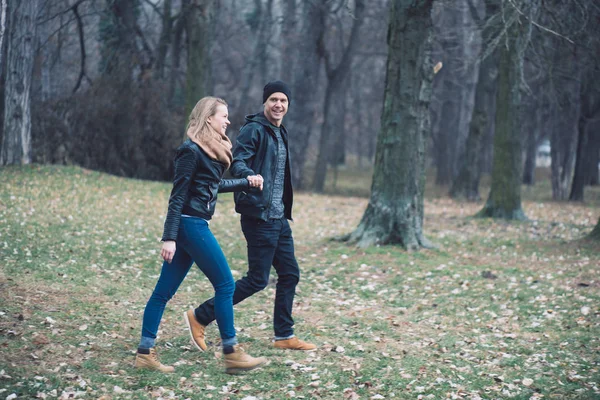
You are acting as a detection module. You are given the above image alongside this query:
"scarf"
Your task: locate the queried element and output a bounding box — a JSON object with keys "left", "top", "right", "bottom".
{"left": 186, "top": 120, "right": 233, "bottom": 169}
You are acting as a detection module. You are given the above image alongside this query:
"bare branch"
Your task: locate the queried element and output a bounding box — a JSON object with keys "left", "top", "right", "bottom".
{"left": 72, "top": 3, "right": 88, "bottom": 94}
{"left": 506, "top": 0, "right": 574, "bottom": 44}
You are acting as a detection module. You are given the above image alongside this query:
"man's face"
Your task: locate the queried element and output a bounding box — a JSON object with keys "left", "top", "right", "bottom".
{"left": 263, "top": 92, "right": 288, "bottom": 127}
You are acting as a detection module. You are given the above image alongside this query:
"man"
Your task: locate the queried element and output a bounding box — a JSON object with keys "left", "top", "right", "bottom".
{"left": 184, "top": 81, "right": 316, "bottom": 351}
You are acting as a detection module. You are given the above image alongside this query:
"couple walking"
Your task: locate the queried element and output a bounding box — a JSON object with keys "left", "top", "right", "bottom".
{"left": 134, "top": 81, "right": 316, "bottom": 375}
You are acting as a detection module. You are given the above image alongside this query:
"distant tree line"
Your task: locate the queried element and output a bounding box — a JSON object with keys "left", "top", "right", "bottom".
{"left": 0, "top": 0, "right": 598, "bottom": 213}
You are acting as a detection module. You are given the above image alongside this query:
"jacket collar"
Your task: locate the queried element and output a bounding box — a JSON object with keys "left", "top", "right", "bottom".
{"left": 245, "top": 112, "right": 287, "bottom": 134}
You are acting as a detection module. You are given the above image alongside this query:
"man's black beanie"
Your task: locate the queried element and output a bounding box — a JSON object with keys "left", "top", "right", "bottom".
{"left": 263, "top": 80, "right": 291, "bottom": 105}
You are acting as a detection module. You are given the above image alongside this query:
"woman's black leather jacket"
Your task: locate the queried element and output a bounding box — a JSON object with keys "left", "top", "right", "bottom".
{"left": 162, "top": 140, "right": 250, "bottom": 242}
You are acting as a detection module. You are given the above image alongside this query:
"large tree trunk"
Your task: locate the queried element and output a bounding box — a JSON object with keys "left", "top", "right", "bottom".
{"left": 284, "top": 1, "right": 325, "bottom": 190}
{"left": 230, "top": 0, "right": 272, "bottom": 138}
{"left": 550, "top": 102, "right": 578, "bottom": 201}
{"left": 0, "top": 0, "right": 39, "bottom": 165}
{"left": 569, "top": 116, "right": 589, "bottom": 201}
{"left": 432, "top": 0, "right": 478, "bottom": 186}
{"left": 477, "top": 7, "right": 530, "bottom": 220}
{"left": 450, "top": 48, "right": 498, "bottom": 201}
{"left": 312, "top": 0, "right": 366, "bottom": 193}
{"left": 184, "top": 0, "right": 215, "bottom": 117}
{"left": 279, "top": 0, "right": 297, "bottom": 85}
{"left": 450, "top": 0, "right": 500, "bottom": 199}
{"left": 345, "top": 0, "right": 435, "bottom": 250}
{"left": 155, "top": 0, "right": 173, "bottom": 79}
{"left": 570, "top": 67, "right": 600, "bottom": 200}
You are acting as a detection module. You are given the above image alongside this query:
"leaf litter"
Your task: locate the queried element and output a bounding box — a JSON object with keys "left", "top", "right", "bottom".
{"left": 0, "top": 166, "right": 598, "bottom": 399}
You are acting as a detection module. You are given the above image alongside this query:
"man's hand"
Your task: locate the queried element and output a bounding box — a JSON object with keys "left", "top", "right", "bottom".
{"left": 161, "top": 240, "right": 176, "bottom": 263}
{"left": 247, "top": 174, "right": 263, "bottom": 190}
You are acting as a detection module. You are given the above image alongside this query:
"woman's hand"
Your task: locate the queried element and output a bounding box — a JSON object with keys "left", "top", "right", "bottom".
{"left": 247, "top": 174, "right": 263, "bottom": 190}
{"left": 161, "top": 240, "right": 176, "bottom": 263}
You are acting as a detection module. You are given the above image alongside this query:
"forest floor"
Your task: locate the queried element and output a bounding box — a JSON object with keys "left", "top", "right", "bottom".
{"left": 1, "top": 165, "right": 599, "bottom": 400}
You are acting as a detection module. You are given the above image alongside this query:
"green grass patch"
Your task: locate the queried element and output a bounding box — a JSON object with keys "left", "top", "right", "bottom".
{"left": 0, "top": 164, "right": 598, "bottom": 399}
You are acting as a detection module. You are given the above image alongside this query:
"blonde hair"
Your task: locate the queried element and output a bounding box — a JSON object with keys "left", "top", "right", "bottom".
{"left": 186, "top": 97, "right": 228, "bottom": 142}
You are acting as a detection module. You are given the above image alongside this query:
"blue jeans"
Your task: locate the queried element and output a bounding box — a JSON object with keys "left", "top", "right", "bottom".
{"left": 195, "top": 217, "right": 300, "bottom": 338}
{"left": 140, "top": 217, "right": 236, "bottom": 348}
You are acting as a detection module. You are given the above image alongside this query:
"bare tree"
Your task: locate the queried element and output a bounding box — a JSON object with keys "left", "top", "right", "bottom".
{"left": 476, "top": 0, "right": 539, "bottom": 220}
{"left": 286, "top": 0, "right": 326, "bottom": 190}
{"left": 184, "top": 0, "right": 216, "bottom": 116}
{"left": 343, "top": 0, "right": 435, "bottom": 249}
{"left": 1, "top": 0, "right": 40, "bottom": 165}
{"left": 312, "top": 0, "right": 366, "bottom": 192}
{"left": 450, "top": 0, "right": 500, "bottom": 201}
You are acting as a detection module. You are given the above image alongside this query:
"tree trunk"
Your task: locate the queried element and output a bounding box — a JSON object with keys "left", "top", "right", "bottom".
{"left": 230, "top": 0, "right": 271, "bottom": 136}
{"left": 434, "top": 97, "right": 457, "bottom": 185}
{"left": 184, "top": 0, "right": 215, "bottom": 117}
{"left": 279, "top": 0, "right": 297, "bottom": 85}
{"left": 523, "top": 119, "right": 540, "bottom": 186}
{"left": 168, "top": 7, "right": 185, "bottom": 107}
{"left": 0, "top": 0, "right": 39, "bottom": 165}
{"left": 432, "top": 0, "right": 478, "bottom": 187}
{"left": 588, "top": 217, "right": 600, "bottom": 241}
{"left": 477, "top": 11, "right": 528, "bottom": 220}
{"left": 569, "top": 115, "right": 588, "bottom": 201}
{"left": 550, "top": 101, "right": 578, "bottom": 201}
{"left": 450, "top": 49, "right": 498, "bottom": 201}
{"left": 588, "top": 127, "right": 599, "bottom": 186}
{"left": 0, "top": 0, "right": 6, "bottom": 72}
{"left": 155, "top": 0, "right": 172, "bottom": 79}
{"left": 313, "top": 0, "right": 366, "bottom": 192}
{"left": 345, "top": 0, "right": 435, "bottom": 250}
{"left": 571, "top": 66, "right": 600, "bottom": 197}
{"left": 286, "top": 1, "right": 326, "bottom": 190}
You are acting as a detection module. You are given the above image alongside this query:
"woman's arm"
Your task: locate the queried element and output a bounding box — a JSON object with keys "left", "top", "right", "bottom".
{"left": 218, "top": 175, "right": 263, "bottom": 193}
{"left": 162, "top": 147, "right": 196, "bottom": 242}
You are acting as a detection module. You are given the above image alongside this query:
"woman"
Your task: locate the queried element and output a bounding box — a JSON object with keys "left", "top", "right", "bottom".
{"left": 135, "top": 97, "right": 267, "bottom": 375}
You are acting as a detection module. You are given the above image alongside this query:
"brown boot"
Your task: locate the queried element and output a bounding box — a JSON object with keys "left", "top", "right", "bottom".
{"left": 273, "top": 337, "right": 317, "bottom": 351}
{"left": 224, "top": 345, "right": 268, "bottom": 375}
{"left": 135, "top": 348, "right": 175, "bottom": 373}
{"left": 183, "top": 309, "right": 207, "bottom": 351}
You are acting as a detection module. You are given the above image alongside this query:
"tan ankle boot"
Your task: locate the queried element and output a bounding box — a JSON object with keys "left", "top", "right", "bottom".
{"left": 135, "top": 348, "right": 175, "bottom": 373}
{"left": 273, "top": 337, "right": 317, "bottom": 351}
{"left": 183, "top": 309, "right": 207, "bottom": 351}
{"left": 224, "top": 345, "right": 267, "bottom": 375}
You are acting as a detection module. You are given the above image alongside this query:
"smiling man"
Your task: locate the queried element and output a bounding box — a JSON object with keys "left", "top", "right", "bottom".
{"left": 186, "top": 81, "right": 316, "bottom": 352}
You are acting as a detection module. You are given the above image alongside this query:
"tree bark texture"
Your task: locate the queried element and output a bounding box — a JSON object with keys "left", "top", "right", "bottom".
{"left": 550, "top": 101, "right": 578, "bottom": 201}
{"left": 312, "top": 0, "right": 366, "bottom": 193}
{"left": 1, "top": 0, "right": 39, "bottom": 165}
{"left": 570, "top": 67, "right": 600, "bottom": 200}
{"left": 587, "top": 127, "right": 599, "bottom": 186}
{"left": 450, "top": 49, "right": 498, "bottom": 200}
{"left": 0, "top": 0, "right": 7, "bottom": 73}
{"left": 155, "top": 0, "right": 173, "bottom": 79}
{"left": 432, "top": 0, "right": 479, "bottom": 186}
{"left": 279, "top": 0, "right": 297, "bottom": 85}
{"left": 230, "top": 0, "right": 272, "bottom": 137}
{"left": 477, "top": 13, "right": 527, "bottom": 220}
{"left": 346, "top": 0, "right": 434, "bottom": 250}
{"left": 184, "top": 0, "right": 215, "bottom": 117}
{"left": 286, "top": 1, "right": 326, "bottom": 190}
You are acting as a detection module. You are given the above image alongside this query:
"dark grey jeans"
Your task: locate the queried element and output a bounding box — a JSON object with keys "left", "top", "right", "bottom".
{"left": 195, "top": 216, "right": 300, "bottom": 338}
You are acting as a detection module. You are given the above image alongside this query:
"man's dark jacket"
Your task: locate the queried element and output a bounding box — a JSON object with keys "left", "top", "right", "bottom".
{"left": 162, "top": 139, "right": 249, "bottom": 242}
{"left": 230, "top": 112, "right": 293, "bottom": 221}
